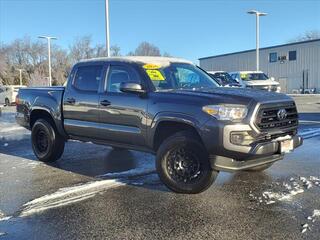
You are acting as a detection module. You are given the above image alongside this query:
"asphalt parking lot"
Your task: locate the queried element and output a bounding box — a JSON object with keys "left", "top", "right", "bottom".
{"left": 0, "top": 95, "right": 320, "bottom": 240}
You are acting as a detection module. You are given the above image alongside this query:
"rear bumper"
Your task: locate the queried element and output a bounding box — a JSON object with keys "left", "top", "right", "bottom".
{"left": 210, "top": 135, "right": 303, "bottom": 172}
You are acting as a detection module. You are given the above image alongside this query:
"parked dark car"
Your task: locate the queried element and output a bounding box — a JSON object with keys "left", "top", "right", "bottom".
{"left": 16, "top": 57, "right": 303, "bottom": 193}
{"left": 207, "top": 71, "right": 241, "bottom": 87}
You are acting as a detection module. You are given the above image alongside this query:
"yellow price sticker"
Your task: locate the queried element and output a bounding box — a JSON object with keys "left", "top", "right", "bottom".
{"left": 146, "top": 69, "right": 165, "bottom": 81}
{"left": 240, "top": 73, "right": 247, "bottom": 79}
{"left": 143, "top": 64, "right": 161, "bottom": 69}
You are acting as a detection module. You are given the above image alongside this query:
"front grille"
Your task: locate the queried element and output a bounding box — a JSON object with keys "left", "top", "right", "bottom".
{"left": 255, "top": 102, "right": 298, "bottom": 131}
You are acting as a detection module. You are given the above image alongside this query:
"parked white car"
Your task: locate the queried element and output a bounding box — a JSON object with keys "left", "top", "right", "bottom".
{"left": 0, "top": 85, "right": 27, "bottom": 106}
{"left": 229, "top": 71, "right": 281, "bottom": 92}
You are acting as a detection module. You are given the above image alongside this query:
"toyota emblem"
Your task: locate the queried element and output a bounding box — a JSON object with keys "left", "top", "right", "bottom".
{"left": 277, "top": 109, "right": 287, "bottom": 120}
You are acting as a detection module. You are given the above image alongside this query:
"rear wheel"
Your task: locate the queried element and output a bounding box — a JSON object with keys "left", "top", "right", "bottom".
{"left": 31, "top": 119, "right": 65, "bottom": 162}
{"left": 156, "top": 131, "right": 218, "bottom": 194}
{"left": 245, "top": 163, "right": 273, "bottom": 172}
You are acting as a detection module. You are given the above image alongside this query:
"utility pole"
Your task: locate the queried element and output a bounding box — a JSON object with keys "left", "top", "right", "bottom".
{"left": 17, "top": 69, "right": 24, "bottom": 85}
{"left": 38, "top": 36, "right": 57, "bottom": 86}
{"left": 105, "top": 0, "right": 110, "bottom": 57}
{"left": 247, "top": 10, "right": 267, "bottom": 71}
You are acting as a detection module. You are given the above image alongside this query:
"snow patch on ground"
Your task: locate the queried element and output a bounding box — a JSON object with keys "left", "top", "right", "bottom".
{"left": 19, "top": 179, "right": 124, "bottom": 217}
{"left": 301, "top": 209, "right": 320, "bottom": 234}
{"left": 0, "top": 210, "right": 11, "bottom": 222}
{"left": 0, "top": 110, "right": 30, "bottom": 141}
{"left": 250, "top": 176, "right": 320, "bottom": 234}
{"left": 0, "top": 126, "right": 24, "bottom": 133}
{"left": 313, "top": 209, "right": 320, "bottom": 218}
{"left": 250, "top": 176, "right": 320, "bottom": 205}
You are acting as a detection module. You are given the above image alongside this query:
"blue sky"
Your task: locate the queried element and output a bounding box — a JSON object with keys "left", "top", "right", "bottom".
{"left": 1, "top": 0, "right": 319, "bottom": 62}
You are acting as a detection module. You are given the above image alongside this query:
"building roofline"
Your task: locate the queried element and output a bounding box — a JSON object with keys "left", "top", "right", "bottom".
{"left": 198, "top": 39, "right": 320, "bottom": 60}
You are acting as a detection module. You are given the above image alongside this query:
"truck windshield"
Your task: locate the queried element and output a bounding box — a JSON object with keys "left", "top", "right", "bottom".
{"left": 144, "top": 63, "right": 219, "bottom": 90}
{"left": 241, "top": 73, "right": 269, "bottom": 81}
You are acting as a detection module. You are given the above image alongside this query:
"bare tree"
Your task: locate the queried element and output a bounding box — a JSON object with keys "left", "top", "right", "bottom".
{"left": 288, "top": 30, "right": 320, "bottom": 43}
{"left": 133, "top": 42, "right": 161, "bottom": 56}
{"left": 29, "top": 70, "right": 48, "bottom": 87}
{"left": 51, "top": 46, "right": 71, "bottom": 86}
{"left": 162, "top": 52, "right": 172, "bottom": 57}
{"left": 69, "top": 36, "right": 94, "bottom": 62}
{"left": 94, "top": 44, "right": 108, "bottom": 58}
{"left": 0, "top": 36, "right": 170, "bottom": 87}
{"left": 110, "top": 45, "right": 121, "bottom": 56}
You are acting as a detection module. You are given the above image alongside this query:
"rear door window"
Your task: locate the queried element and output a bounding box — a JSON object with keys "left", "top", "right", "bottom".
{"left": 73, "top": 65, "right": 103, "bottom": 92}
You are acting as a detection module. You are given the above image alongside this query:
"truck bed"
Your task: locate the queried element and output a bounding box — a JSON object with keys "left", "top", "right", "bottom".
{"left": 16, "top": 86, "right": 65, "bottom": 133}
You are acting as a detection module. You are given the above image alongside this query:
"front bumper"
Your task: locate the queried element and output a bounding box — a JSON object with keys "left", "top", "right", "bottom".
{"left": 210, "top": 135, "right": 303, "bottom": 171}
{"left": 210, "top": 154, "right": 284, "bottom": 172}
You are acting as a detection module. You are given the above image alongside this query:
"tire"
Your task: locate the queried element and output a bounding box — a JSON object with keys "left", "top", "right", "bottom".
{"left": 31, "top": 119, "right": 65, "bottom": 162}
{"left": 156, "top": 131, "right": 218, "bottom": 194}
{"left": 245, "top": 163, "right": 273, "bottom": 172}
{"left": 5, "top": 98, "right": 10, "bottom": 106}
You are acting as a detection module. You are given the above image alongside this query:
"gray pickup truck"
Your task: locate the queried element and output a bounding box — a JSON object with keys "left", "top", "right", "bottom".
{"left": 16, "top": 56, "right": 303, "bottom": 193}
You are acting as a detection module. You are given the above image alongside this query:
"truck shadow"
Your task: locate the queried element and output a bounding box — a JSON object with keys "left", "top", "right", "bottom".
{"left": 0, "top": 137, "right": 276, "bottom": 194}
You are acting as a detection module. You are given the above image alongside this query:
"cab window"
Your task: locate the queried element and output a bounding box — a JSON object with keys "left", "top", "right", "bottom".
{"left": 73, "top": 65, "right": 103, "bottom": 92}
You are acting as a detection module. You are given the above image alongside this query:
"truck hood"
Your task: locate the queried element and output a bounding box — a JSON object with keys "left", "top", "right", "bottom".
{"left": 245, "top": 79, "right": 279, "bottom": 86}
{"left": 166, "top": 87, "right": 292, "bottom": 105}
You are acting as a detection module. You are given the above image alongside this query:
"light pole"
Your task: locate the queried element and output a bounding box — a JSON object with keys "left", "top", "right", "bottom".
{"left": 17, "top": 68, "right": 24, "bottom": 85}
{"left": 38, "top": 35, "right": 57, "bottom": 86}
{"left": 247, "top": 10, "right": 267, "bottom": 71}
{"left": 105, "top": 0, "right": 110, "bottom": 57}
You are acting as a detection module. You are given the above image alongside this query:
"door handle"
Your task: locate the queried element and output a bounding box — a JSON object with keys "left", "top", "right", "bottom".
{"left": 66, "top": 97, "right": 76, "bottom": 104}
{"left": 100, "top": 100, "right": 111, "bottom": 106}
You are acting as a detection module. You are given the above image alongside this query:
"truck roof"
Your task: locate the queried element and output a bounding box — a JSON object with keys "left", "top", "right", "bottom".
{"left": 79, "top": 56, "right": 193, "bottom": 67}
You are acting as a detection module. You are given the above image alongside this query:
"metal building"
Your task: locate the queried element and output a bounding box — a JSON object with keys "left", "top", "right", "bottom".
{"left": 199, "top": 39, "right": 320, "bottom": 93}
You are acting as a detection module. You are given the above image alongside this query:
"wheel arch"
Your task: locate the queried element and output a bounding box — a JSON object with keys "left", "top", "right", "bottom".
{"left": 151, "top": 113, "right": 205, "bottom": 152}
{"left": 30, "top": 108, "right": 67, "bottom": 138}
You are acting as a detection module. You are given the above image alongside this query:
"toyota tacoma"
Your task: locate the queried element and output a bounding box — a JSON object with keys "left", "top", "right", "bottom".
{"left": 16, "top": 56, "right": 303, "bottom": 193}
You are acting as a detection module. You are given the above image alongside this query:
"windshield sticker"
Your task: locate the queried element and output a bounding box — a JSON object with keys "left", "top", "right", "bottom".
{"left": 240, "top": 73, "right": 247, "bottom": 79}
{"left": 143, "top": 64, "right": 161, "bottom": 69}
{"left": 146, "top": 69, "right": 165, "bottom": 81}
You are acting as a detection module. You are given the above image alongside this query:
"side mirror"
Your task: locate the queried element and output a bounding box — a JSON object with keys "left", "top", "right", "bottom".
{"left": 235, "top": 78, "right": 240, "bottom": 83}
{"left": 270, "top": 77, "right": 275, "bottom": 81}
{"left": 120, "top": 82, "right": 146, "bottom": 94}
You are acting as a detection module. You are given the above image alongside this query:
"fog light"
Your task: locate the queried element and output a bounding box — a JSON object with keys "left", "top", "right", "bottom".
{"left": 230, "top": 132, "right": 255, "bottom": 146}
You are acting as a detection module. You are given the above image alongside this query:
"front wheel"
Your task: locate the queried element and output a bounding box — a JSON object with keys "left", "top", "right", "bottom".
{"left": 5, "top": 98, "right": 10, "bottom": 106}
{"left": 156, "top": 131, "right": 218, "bottom": 194}
{"left": 31, "top": 119, "right": 65, "bottom": 162}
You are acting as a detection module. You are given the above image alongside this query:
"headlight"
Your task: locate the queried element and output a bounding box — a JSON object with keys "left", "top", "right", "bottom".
{"left": 202, "top": 104, "right": 248, "bottom": 121}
